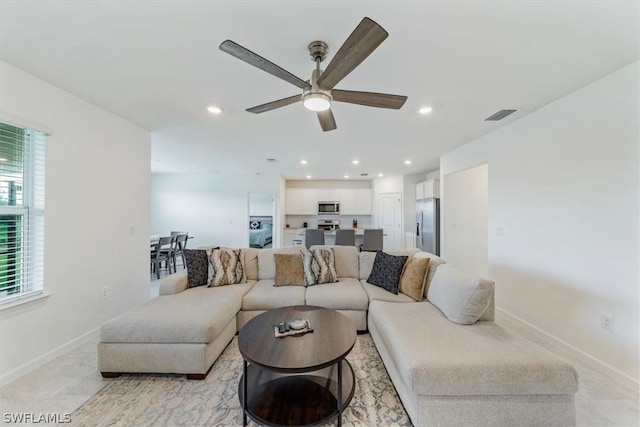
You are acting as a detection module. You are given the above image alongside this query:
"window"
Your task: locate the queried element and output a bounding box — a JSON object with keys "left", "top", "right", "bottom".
{"left": 0, "top": 122, "right": 45, "bottom": 303}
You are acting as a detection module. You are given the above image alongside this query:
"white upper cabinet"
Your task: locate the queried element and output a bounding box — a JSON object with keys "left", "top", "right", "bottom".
{"left": 340, "top": 188, "right": 372, "bottom": 215}
{"left": 287, "top": 187, "right": 372, "bottom": 215}
{"left": 416, "top": 179, "right": 440, "bottom": 200}
{"left": 317, "top": 189, "right": 341, "bottom": 202}
{"left": 286, "top": 188, "right": 318, "bottom": 214}
{"left": 301, "top": 189, "right": 318, "bottom": 214}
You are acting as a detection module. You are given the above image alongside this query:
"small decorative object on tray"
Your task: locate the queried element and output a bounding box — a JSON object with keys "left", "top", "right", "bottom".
{"left": 273, "top": 318, "right": 314, "bottom": 338}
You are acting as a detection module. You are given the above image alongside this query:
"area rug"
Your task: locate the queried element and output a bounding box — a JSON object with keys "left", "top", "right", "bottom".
{"left": 70, "top": 334, "right": 411, "bottom": 426}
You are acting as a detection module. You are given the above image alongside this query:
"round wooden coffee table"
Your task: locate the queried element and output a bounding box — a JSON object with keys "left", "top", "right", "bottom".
{"left": 237, "top": 305, "right": 357, "bottom": 427}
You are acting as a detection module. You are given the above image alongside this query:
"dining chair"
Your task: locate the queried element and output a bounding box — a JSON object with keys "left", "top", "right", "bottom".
{"left": 150, "top": 236, "right": 173, "bottom": 279}
{"left": 159, "top": 235, "right": 179, "bottom": 273}
{"left": 172, "top": 233, "right": 189, "bottom": 269}
{"left": 359, "top": 229, "right": 383, "bottom": 252}
{"left": 335, "top": 229, "right": 356, "bottom": 246}
{"left": 304, "top": 229, "right": 325, "bottom": 248}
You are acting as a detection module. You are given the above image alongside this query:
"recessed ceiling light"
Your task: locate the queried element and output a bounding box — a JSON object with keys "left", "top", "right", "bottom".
{"left": 306, "top": 175, "right": 312, "bottom": 179}
{"left": 419, "top": 106, "right": 433, "bottom": 114}
{"left": 300, "top": 160, "right": 307, "bottom": 164}
{"left": 378, "top": 173, "right": 384, "bottom": 177}
{"left": 344, "top": 175, "right": 349, "bottom": 179}
{"left": 207, "top": 106, "right": 222, "bottom": 114}
{"left": 404, "top": 160, "right": 412, "bottom": 165}
{"left": 352, "top": 160, "right": 359, "bottom": 165}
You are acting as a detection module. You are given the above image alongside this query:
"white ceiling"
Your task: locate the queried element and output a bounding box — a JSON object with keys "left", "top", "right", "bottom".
{"left": 1, "top": 1, "right": 638, "bottom": 180}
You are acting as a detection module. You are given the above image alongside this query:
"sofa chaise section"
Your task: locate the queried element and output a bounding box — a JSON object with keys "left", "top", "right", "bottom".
{"left": 368, "top": 299, "right": 579, "bottom": 427}
{"left": 98, "top": 278, "right": 255, "bottom": 379}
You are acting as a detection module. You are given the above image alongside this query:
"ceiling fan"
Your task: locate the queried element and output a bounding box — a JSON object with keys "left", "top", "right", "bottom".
{"left": 219, "top": 17, "right": 407, "bottom": 132}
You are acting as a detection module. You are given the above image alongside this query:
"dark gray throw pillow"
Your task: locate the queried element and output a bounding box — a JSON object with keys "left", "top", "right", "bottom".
{"left": 184, "top": 249, "right": 210, "bottom": 287}
{"left": 367, "top": 251, "right": 408, "bottom": 294}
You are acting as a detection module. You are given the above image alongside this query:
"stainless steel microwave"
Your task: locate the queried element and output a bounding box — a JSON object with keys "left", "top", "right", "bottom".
{"left": 318, "top": 201, "right": 340, "bottom": 215}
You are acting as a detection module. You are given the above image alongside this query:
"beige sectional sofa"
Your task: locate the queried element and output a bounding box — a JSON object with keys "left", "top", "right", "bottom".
{"left": 98, "top": 245, "right": 579, "bottom": 426}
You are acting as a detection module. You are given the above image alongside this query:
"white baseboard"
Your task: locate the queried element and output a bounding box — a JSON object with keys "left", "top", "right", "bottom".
{"left": 496, "top": 307, "right": 639, "bottom": 394}
{"left": 0, "top": 327, "right": 100, "bottom": 388}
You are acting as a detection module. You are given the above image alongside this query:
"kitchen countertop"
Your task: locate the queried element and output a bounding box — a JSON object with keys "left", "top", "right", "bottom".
{"left": 294, "top": 229, "right": 365, "bottom": 236}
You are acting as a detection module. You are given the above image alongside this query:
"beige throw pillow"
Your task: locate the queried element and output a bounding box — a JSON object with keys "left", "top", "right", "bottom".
{"left": 399, "top": 257, "right": 430, "bottom": 301}
{"left": 274, "top": 253, "right": 305, "bottom": 286}
{"left": 427, "top": 265, "right": 494, "bottom": 325}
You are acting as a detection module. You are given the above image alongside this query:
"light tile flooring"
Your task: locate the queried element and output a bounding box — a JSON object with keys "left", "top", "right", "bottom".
{"left": 1, "top": 272, "right": 638, "bottom": 426}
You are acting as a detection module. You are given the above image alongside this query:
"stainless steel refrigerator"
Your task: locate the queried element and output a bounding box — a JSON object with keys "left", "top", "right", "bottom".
{"left": 416, "top": 197, "right": 440, "bottom": 255}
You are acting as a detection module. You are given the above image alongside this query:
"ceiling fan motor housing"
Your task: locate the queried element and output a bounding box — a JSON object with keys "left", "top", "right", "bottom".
{"left": 308, "top": 40, "right": 328, "bottom": 62}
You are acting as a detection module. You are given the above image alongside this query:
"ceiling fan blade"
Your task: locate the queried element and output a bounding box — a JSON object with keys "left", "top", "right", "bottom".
{"left": 316, "top": 17, "right": 388, "bottom": 90}
{"left": 317, "top": 109, "right": 337, "bottom": 132}
{"left": 247, "top": 95, "right": 301, "bottom": 114}
{"left": 332, "top": 89, "right": 407, "bottom": 109}
{"left": 220, "top": 40, "right": 311, "bottom": 90}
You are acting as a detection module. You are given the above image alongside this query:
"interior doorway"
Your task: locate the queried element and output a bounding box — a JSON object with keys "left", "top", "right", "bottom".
{"left": 379, "top": 192, "right": 402, "bottom": 250}
{"left": 248, "top": 192, "right": 275, "bottom": 249}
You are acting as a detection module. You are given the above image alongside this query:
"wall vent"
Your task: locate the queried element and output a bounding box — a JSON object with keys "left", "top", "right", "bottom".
{"left": 484, "top": 109, "right": 517, "bottom": 121}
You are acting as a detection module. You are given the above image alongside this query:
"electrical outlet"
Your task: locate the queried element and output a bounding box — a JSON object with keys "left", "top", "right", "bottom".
{"left": 601, "top": 314, "right": 615, "bottom": 332}
{"left": 100, "top": 286, "right": 110, "bottom": 300}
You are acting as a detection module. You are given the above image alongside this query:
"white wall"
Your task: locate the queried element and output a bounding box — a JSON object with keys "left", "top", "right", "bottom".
{"left": 249, "top": 192, "right": 274, "bottom": 217}
{"left": 151, "top": 173, "right": 281, "bottom": 249}
{"left": 442, "top": 164, "right": 489, "bottom": 277}
{"left": 0, "top": 61, "right": 151, "bottom": 384}
{"left": 441, "top": 61, "right": 639, "bottom": 385}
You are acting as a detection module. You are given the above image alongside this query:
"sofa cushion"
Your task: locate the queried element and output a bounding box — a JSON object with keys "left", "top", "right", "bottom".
{"left": 361, "top": 281, "right": 415, "bottom": 303}
{"left": 413, "top": 251, "right": 446, "bottom": 298}
{"left": 243, "top": 247, "right": 259, "bottom": 281}
{"left": 274, "top": 253, "right": 305, "bottom": 286}
{"left": 183, "top": 249, "right": 209, "bottom": 287}
{"left": 367, "top": 251, "right": 408, "bottom": 294}
{"left": 359, "top": 249, "right": 419, "bottom": 280}
{"left": 368, "top": 300, "right": 579, "bottom": 396}
{"left": 427, "top": 265, "right": 494, "bottom": 325}
{"left": 305, "top": 278, "right": 369, "bottom": 310}
{"left": 310, "top": 245, "right": 359, "bottom": 278}
{"left": 101, "top": 283, "right": 254, "bottom": 344}
{"left": 398, "top": 257, "right": 430, "bottom": 301}
{"left": 242, "top": 279, "right": 306, "bottom": 310}
{"left": 258, "top": 246, "right": 304, "bottom": 280}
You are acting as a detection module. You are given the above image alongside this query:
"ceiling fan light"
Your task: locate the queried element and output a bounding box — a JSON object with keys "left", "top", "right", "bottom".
{"left": 303, "top": 92, "right": 332, "bottom": 111}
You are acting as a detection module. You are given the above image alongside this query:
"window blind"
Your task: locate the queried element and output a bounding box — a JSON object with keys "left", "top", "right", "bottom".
{"left": 0, "top": 122, "right": 45, "bottom": 303}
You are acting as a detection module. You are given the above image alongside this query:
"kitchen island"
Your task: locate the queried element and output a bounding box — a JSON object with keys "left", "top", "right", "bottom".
{"left": 282, "top": 229, "right": 365, "bottom": 247}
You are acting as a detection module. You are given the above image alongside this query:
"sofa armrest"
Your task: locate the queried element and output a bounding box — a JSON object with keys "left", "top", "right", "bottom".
{"left": 159, "top": 272, "right": 188, "bottom": 295}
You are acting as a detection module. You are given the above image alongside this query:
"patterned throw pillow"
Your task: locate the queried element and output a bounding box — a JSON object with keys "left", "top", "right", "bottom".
{"left": 312, "top": 248, "right": 339, "bottom": 285}
{"left": 274, "top": 253, "right": 305, "bottom": 286}
{"left": 184, "top": 249, "right": 209, "bottom": 287}
{"left": 249, "top": 221, "right": 261, "bottom": 230}
{"left": 301, "top": 247, "right": 317, "bottom": 286}
{"left": 399, "top": 257, "right": 430, "bottom": 301}
{"left": 301, "top": 247, "right": 338, "bottom": 286}
{"left": 367, "top": 251, "right": 408, "bottom": 294}
{"left": 206, "top": 248, "right": 246, "bottom": 287}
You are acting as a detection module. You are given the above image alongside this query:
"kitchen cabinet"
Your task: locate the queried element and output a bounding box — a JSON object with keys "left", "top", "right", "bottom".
{"left": 317, "top": 189, "right": 341, "bottom": 202}
{"left": 286, "top": 188, "right": 318, "bottom": 214}
{"left": 283, "top": 229, "right": 303, "bottom": 246}
{"left": 416, "top": 179, "right": 440, "bottom": 199}
{"left": 340, "top": 189, "right": 372, "bottom": 215}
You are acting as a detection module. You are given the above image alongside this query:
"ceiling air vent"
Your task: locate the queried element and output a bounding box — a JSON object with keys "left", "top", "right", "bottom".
{"left": 266, "top": 158, "right": 277, "bottom": 163}
{"left": 484, "top": 109, "right": 517, "bottom": 121}
{"left": 360, "top": 173, "right": 369, "bottom": 177}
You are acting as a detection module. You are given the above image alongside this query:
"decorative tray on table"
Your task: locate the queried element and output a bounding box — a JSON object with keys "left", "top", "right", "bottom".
{"left": 273, "top": 318, "right": 314, "bottom": 338}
